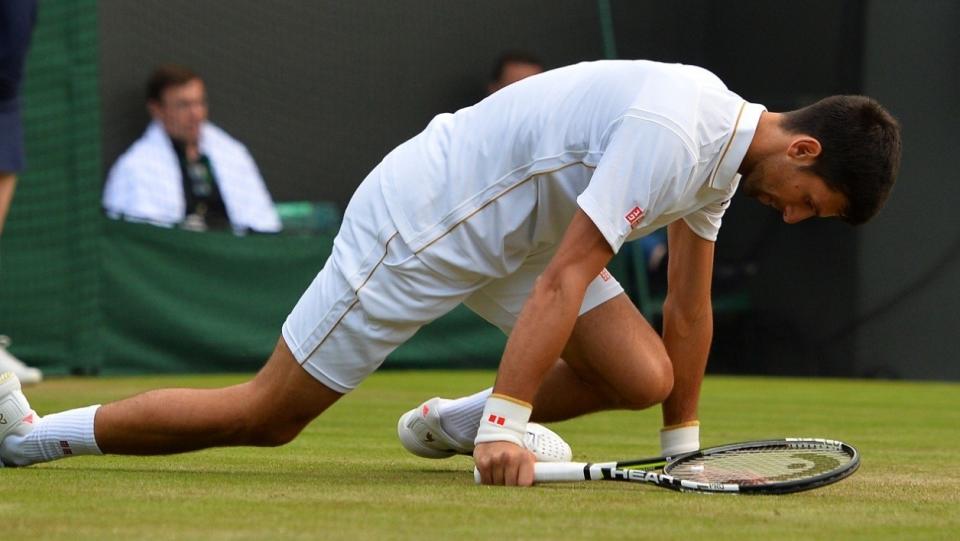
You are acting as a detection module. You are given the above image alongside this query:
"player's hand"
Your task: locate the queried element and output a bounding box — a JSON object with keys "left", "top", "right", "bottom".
{"left": 473, "top": 440, "right": 536, "bottom": 486}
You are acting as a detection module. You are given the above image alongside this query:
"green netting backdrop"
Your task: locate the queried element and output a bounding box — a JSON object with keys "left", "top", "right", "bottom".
{"left": 0, "top": 2, "right": 646, "bottom": 376}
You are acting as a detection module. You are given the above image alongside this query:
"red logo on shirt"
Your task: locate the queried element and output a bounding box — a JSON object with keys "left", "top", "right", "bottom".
{"left": 625, "top": 206, "right": 645, "bottom": 228}
{"left": 599, "top": 269, "right": 612, "bottom": 282}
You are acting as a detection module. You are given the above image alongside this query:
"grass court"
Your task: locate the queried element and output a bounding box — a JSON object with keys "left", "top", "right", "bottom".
{"left": 4, "top": 371, "right": 958, "bottom": 540}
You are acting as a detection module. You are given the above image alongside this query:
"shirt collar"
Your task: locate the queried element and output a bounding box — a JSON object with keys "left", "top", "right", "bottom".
{"left": 709, "top": 102, "right": 765, "bottom": 189}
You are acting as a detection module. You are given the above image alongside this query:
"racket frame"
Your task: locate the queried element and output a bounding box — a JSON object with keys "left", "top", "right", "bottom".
{"left": 538, "top": 437, "right": 861, "bottom": 494}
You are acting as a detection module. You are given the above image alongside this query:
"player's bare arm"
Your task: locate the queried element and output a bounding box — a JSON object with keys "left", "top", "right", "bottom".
{"left": 660, "top": 219, "right": 715, "bottom": 431}
{"left": 474, "top": 209, "right": 613, "bottom": 486}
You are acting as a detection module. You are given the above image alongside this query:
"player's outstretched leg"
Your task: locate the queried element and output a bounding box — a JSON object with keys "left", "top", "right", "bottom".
{"left": 397, "top": 391, "right": 572, "bottom": 462}
{"left": 0, "top": 338, "right": 341, "bottom": 467}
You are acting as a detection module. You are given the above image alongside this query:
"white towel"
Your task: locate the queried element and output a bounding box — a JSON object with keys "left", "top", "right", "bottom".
{"left": 103, "top": 121, "right": 282, "bottom": 233}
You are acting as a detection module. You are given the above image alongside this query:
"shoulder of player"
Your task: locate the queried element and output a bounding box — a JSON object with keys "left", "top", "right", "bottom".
{"left": 603, "top": 110, "right": 699, "bottom": 167}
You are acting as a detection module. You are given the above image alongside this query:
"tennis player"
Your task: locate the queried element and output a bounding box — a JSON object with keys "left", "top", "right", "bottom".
{"left": 0, "top": 60, "right": 900, "bottom": 486}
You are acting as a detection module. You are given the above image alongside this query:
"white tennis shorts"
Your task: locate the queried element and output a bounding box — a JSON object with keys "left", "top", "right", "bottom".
{"left": 281, "top": 165, "right": 624, "bottom": 393}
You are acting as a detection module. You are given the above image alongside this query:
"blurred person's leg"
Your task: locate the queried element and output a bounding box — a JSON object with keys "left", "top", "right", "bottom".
{"left": 0, "top": 172, "right": 15, "bottom": 236}
{"left": 0, "top": 172, "right": 42, "bottom": 384}
{"left": 0, "top": 0, "right": 42, "bottom": 383}
{"left": 1, "top": 0, "right": 36, "bottom": 235}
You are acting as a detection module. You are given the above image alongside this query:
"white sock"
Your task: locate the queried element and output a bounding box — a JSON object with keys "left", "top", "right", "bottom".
{"left": 0, "top": 405, "right": 103, "bottom": 466}
{"left": 437, "top": 387, "right": 492, "bottom": 447}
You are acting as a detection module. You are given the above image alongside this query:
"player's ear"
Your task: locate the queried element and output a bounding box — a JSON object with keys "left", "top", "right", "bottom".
{"left": 787, "top": 136, "right": 821, "bottom": 165}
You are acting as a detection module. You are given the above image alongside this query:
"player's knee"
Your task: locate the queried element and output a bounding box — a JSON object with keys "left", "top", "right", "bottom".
{"left": 618, "top": 355, "right": 673, "bottom": 409}
{"left": 230, "top": 384, "right": 313, "bottom": 447}
{"left": 648, "top": 361, "right": 674, "bottom": 404}
{"left": 256, "top": 423, "right": 306, "bottom": 447}
{"left": 243, "top": 414, "right": 310, "bottom": 447}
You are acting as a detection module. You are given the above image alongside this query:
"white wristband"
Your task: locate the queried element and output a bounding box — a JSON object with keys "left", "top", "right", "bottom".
{"left": 660, "top": 421, "right": 700, "bottom": 457}
{"left": 474, "top": 394, "right": 532, "bottom": 448}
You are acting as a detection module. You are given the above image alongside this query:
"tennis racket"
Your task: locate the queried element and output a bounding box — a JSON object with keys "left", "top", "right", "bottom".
{"left": 474, "top": 438, "right": 859, "bottom": 494}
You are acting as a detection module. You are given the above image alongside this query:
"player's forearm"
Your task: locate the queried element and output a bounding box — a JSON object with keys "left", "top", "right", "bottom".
{"left": 492, "top": 275, "right": 586, "bottom": 403}
{"left": 660, "top": 296, "right": 713, "bottom": 426}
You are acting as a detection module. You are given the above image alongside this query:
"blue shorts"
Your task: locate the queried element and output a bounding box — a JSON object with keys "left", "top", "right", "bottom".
{"left": 0, "top": 98, "right": 25, "bottom": 173}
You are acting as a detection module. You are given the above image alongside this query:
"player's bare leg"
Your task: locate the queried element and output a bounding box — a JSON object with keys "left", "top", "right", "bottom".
{"left": 398, "top": 293, "right": 670, "bottom": 457}
{"left": 531, "top": 292, "right": 673, "bottom": 422}
{"left": 96, "top": 337, "right": 341, "bottom": 453}
{"left": 0, "top": 337, "right": 342, "bottom": 466}
{"left": 441, "top": 293, "right": 671, "bottom": 424}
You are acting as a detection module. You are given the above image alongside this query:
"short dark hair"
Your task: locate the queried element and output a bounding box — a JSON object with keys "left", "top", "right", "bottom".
{"left": 146, "top": 64, "right": 201, "bottom": 103}
{"left": 782, "top": 95, "right": 901, "bottom": 225}
{"left": 490, "top": 51, "right": 543, "bottom": 82}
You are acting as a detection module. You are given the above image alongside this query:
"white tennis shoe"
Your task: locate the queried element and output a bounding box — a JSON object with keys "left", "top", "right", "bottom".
{"left": 0, "top": 372, "right": 39, "bottom": 467}
{"left": 397, "top": 397, "right": 572, "bottom": 462}
{"left": 0, "top": 336, "right": 43, "bottom": 385}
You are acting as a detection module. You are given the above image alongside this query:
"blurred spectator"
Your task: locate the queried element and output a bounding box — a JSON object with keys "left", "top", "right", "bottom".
{"left": 0, "top": 0, "right": 43, "bottom": 383}
{"left": 102, "top": 64, "right": 281, "bottom": 233}
{"left": 487, "top": 51, "right": 544, "bottom": 95}
{"left": 639, "top": 228, "right": 668, "bottom": 294}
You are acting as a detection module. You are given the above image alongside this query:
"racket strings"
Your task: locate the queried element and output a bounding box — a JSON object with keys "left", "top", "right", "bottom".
{"left": 666, "top": 445, "right": 853, "bottom": 486}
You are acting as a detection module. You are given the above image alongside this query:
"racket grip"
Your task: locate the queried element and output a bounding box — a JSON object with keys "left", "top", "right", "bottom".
{"left": 473, "top": 462, "right": 590, "bottom": 484}
{"left": 535, "top": 462, "right": 591, "bottom": 482}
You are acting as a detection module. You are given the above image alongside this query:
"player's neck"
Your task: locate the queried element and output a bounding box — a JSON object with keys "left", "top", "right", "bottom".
{"left": 739, "top": 111, "right": 784, "bottom": 178}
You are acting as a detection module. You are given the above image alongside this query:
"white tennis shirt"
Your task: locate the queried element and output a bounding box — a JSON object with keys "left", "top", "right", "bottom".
{"left": 380, "top": 60, "right": 765, "bottom": 256}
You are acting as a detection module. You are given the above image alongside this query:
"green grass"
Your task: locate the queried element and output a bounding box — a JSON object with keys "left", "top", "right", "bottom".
{"left": 4, "top": 372, "right": 959, "bottom": 540}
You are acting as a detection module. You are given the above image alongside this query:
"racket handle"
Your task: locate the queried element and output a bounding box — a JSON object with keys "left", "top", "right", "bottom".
{"left": 473, "top": 462, "right": 591, "bottom": 484}
{"left": 535, "top": 462, "right": 592, "bottom": 482}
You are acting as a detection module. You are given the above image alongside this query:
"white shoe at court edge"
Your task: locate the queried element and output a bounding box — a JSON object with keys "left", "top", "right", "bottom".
{"left": 0, "top": 372, "right": 39, "bottom": 467}
{"left": 0, "top": 336, "right": 43, "bottom": 385}
{"left": 397, "top": 397, "right": 573, "bottom": 462}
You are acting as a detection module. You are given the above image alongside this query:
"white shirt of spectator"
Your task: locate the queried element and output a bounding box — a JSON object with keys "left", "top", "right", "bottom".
{"left": 103, "top": 121, "right": 282, "bottom": 233}
{"left": 380, "top": 60, "right": 765, "bottom": 255}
